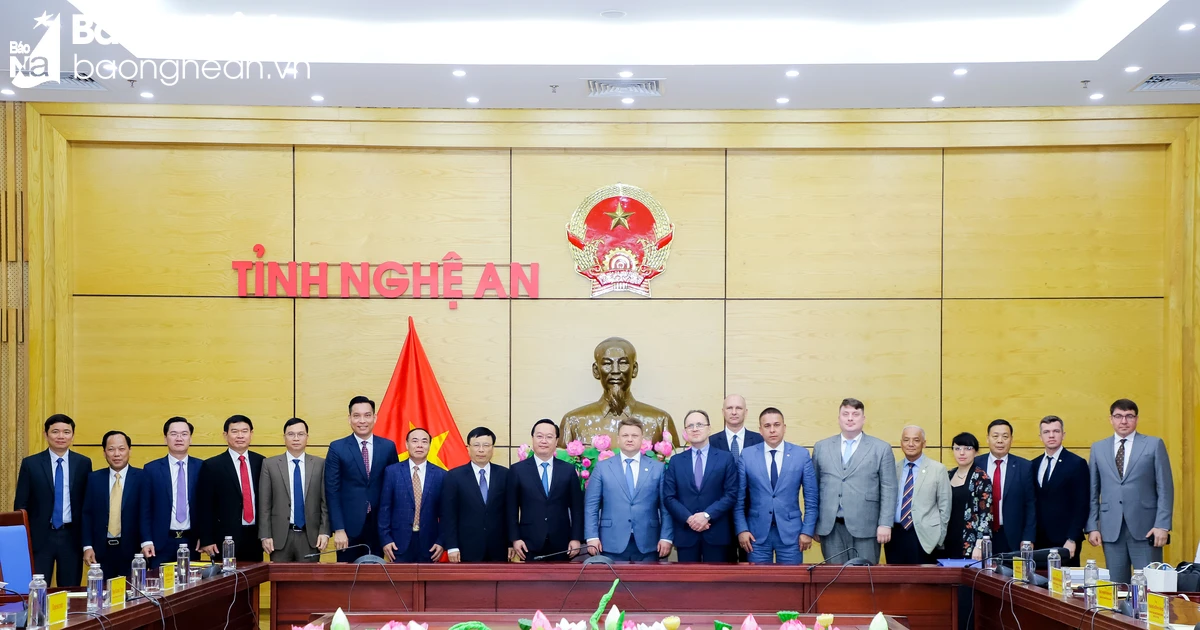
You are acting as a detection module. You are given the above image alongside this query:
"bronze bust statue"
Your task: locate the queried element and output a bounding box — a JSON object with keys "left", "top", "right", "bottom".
{"left": 560, "top": 337, "right": 678, "bottom": 448}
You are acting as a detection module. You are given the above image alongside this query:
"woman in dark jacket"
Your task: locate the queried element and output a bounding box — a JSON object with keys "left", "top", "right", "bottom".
{"left": 943, "top": 432, "right": 993, "bottom": 559}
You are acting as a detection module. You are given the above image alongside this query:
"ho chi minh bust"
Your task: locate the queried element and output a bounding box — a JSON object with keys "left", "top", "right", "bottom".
{"left": 559, "top": 337, "right": 678, "bottom": 448}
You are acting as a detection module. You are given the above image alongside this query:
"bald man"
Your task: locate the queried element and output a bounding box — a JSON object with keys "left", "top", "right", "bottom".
{"left": 709, "top": 395, "right": 763, "bottom": 459}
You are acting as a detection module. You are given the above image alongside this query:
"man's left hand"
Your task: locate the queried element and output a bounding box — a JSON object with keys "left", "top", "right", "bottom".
{"left": 429, "top": 544, "right": 445, "bottom": 562}
{"left": 316, "top": 534, "right": 330, "bottom": 551}
{"left": 799, "top": 534, "right": 813, "bottom": 551}
{"left": 657, "top": 540, "right": 673, "bottom": 558}
{"left": 567, "top": 540, "right": 581, "bottom": 558}
{"left": 1147, "top": 528, "right": 1170, "bottom": 548}
{"left": 1063, "top": 539, "right": 1077, "bottom": 559}
{"left": 876, "top": 526, "right": 891, "bottom": 544}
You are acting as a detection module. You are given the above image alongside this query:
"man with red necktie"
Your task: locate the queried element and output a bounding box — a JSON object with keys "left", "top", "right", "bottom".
{"left": 973, "top": 419, "right": 1036, "bottom": 555}
{"left": 196, "top": 415, "right": 266, "bottom": 563}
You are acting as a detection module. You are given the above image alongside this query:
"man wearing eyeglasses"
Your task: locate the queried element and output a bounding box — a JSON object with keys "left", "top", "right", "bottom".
{"left": 1086, "top": 398, "right": 1174, "bottom": 584}
{"left": 259, "top": 418, "right": 330, "bottom": 562}
{"left": 663, "top": 410, "right": 739, "bottom": 562}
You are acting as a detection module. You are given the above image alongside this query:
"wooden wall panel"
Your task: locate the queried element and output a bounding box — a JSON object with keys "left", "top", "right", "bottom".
{"left": 72, "top": 296, "right": 294, "bottom": 446}
{"left": 727, "top": 150, "right": 943, "bottom": 298}
{"left": 725, "top": 300, "right": 941, "bottom": 446}
{"left": 511, "top": 150, "right": 726, "bottom": 299}
{"left": 942, "top": 298, "right": 1164, "bottom": 449}
{"left": 294, "top": 298, "right": 509, "bottom": 449}
{"left": 944, "top": 146, "right": 1167, "bottom": 298}
{"left": 71, "top": 144, "right": 293, "bottom": 296}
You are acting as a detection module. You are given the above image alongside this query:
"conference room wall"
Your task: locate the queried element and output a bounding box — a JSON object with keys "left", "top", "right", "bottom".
{"left": 21, "top": 104, "right": 1198, "bottom": 563}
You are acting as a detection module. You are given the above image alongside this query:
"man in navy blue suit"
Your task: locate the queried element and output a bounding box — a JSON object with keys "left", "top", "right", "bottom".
{"left": 974, "top": 419, "right": 1037, "bottom": 555}
{"left": 379, "top": 428, "right": 446, "bottom": 563}
{"left": 15, "top": 414, "right": 92, "bottom": 585}
{"left": 507, "top": 419, "right": 584, "bottom": 561}
{"left": 326, "top": 395, "right": 399, "bottom": 562}
{"left": 141, "top": 417, "right": 202, "bottom": 568}
{"left": 663, "top": 410, "right": 739, "bottom": 563}
{"left": 708, "top": 395, "right": 763, "bottom": 459}
{"left": 82, "top": 431, "right": 147, "bottom": 579}
{"left": 1031, "top": 415, "right": 1089, "bottom": 567}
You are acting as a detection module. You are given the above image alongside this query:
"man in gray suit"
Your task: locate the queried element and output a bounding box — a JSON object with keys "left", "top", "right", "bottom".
{"left": 812, "top": 398, "right": 897, "bottom": 564}
{"left": 585, "top": 417, "right": 673, "bottom": 561}
{"left": 259, "top": 418, "right": 330, "bottom": 562}
{"left": 1086, "top": 398, "right": 1173, "bottom": 584}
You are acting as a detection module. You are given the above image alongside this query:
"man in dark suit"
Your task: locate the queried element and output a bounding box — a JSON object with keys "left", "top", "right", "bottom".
{"left": 325, "top": 395, "right": 400, "bottom": 562}
{"left": 708, "top": 395, "right": 763, "bottom": 459}
{"left": 15, "top": 414, "right": 92, "bottom": 585}
{"left": 196, "top": 415, "right": 265, "bottom": 563}
{"left": 379, "top": 428, "right": 447, "bottom": 563}
{"left": 442, "top": 427, "right": 511, "bottom": 562}
{"left": 507, "top": 419, "right": 584, "bottom": 561}
{"left": 663, "top": 410, "right": 739, "bottom": 563}
{"left": 1031, "top": 415, "right": 1089, "bottom": 567}
{"left": 974, "top": 419, "right": 1036, "bottom": 555}
{"left": 140, "top": 417, "right": 202, "bottom": 568}
{"left": 82, "top": 431, "right": 147, "bottom": 579}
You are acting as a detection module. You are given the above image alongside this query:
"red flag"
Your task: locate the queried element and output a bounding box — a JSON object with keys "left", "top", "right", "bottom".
{"left": 375, "top": 317, "right": 470, "bottom": 471}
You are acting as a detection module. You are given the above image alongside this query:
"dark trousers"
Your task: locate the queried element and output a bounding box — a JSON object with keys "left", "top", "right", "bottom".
{"left": 885, "top": 524, "right": 935, "bottom": 565}
{"left": 151, "top": 529, "right": 200, "bottom": 568}
{"left": 338, "top": 515, "right": 380, "bottom": 562}
{"left": 215, "top": 525, "right": 263, "bottom": 564}
{"left": 395, "top": 533, "right": 437, "bottom": 563}
{"left": 991, "top": 526, "right": 1015, "bottom": 555}
{"left": 35, "top": 527, "right": 83, "bottom": 586}
{"left": 95, "top": 541, "right": 136, "bottom": 581}
{"left": 607, "top": 535, "right": 658, "bottom": 561}
{"left": 1036, "top": 537, "right": 1082, "bottom": 567}
{"left": 676, "top": 541, "right": 732, "bottom": 563}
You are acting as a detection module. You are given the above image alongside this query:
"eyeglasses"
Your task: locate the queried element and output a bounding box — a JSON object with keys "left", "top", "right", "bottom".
{"left": 951, "top": 446, "right": 975, "bottom": 453}
{"left": 684, "top": 424, "right": 709, "bottom": 431}
{"left": 1111, "top": 413, "right": 1137, "bottom": 421}
{"left": 285, "top": 432, "right": 308, "bottom": 439}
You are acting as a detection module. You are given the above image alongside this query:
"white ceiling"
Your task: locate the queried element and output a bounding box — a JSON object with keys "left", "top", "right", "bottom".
{"left": 1, "top": 0, "right": 1198, "bottom": 109}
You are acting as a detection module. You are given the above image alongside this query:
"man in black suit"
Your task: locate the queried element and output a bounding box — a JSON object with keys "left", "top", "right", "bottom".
{"left": 196, "top": 415, "right": 265, "bottom": 563}
{"left": 443, "top": 427, "right": 512, "bottom": 562}
{"left": 1031, "top": 415, "right": 1089, "bottom": 566}
{"left": 507, "top": 419, "right": 583, "bottom": 561}
{"left": 708, "top": 395, "right": 763, "bottom": 459}
{"left": 15, "top": 414, "right": 93, "bottom": 585}
{"left": 974, "top": 419, "right": 1037, "bottom": 555}
{"left": 82, "top": 431, "right": 147, "bottom": 579}
{"left": 663, "top": 410, "right": 739, "bottom": 562}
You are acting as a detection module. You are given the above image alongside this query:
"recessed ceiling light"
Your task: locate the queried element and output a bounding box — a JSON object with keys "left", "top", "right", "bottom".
{"left": 233, "top": 11, "right": 244, "bottom": 17}
{"left": 785, "top": 70, "right": 799, "bottom": 78}
{"left": 931, "top": 95, "right": 945, "bottom": 102}
{"left": 621, "top": 97, "right": 634, "bottom": 104}
{"left": 140, "top": 91, "right": 153, "bottom": 99}
{"left": 310, "top": 94, "right": 324, "bottom": 102}
{"left": 953, "top": 68, "right": 968, "bottom": 76}
{"left": 452, "top": 69, "right": 466, "bottom": 77}
{"left": 1180, "top": 23, "right": 1196, "bottom": 31}
{"left": 776, "top": 97, "right": 790, "bottom": 104}
{"left": 0, "top": 89, "right": 14, "bottom": 96}
{"left": 600, "top": 10, "right": 626, "bottom": 18}
{"left": 1090, "top": 93, "right": 1104, "bottom": 100}
{"left": 466, "top": 96, "right": 479, "bottom": 104}
{"left": 1125, "top": 66, "right": 1142, "bottom": 73}
{"left": 618, "top": 71, "right": 633, "bottom": 78}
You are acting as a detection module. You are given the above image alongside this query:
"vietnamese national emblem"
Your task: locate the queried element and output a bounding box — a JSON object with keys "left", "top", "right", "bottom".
{"left": 566, "top": 184, "right": 674, "bottom": 297}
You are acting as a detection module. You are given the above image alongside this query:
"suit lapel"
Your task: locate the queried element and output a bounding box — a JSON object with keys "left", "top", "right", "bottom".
{"left": 304, "top": 455, "right": 319, "bottom": 500}
{"left": 616, "top": 457, "right": 633, "bottom": 500}
{"left": 1122, "top": 437, "right": 1146, "bottom": 482}
{"left": 1005, "top": 458, "right": 1019, "bottom": 495}
{"left": 697, "top": 450, "right": 718, "bottom": 490}
{"left": 844, "top": 437, "right": 867, "bottom": 475}
{"left": 42, "top": 451, "right": 55, "bottom": 489}
{"left": 910, "top": 459, "right": 928, "bottom": 495}
{"left": 353, "top": 438, "right": 369, "bottom": 481}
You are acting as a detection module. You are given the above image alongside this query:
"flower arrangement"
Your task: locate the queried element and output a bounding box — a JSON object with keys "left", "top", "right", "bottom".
{"left": 518, "top": 432, "right": 674, "bottom": 489}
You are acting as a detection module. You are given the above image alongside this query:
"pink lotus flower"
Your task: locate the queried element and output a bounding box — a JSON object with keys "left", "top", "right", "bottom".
{"left": 379, "top": 622, "right": 427, "bottom": 630}
{"left": 581, "top": 458, "right": 592, "bottom": 468}
{"left": 654, "top": 441, "right": 673, "bottom": 457}
{"left": 567, "top": 440, "right": 585, "bottom": 457}
{"left": 740, "top": 614, "right": 760, "bottom": 630}
{"left": 591, "top": 435, "right": 612, "bottom": 451}
{"left": 640, "top": 439, "right": 653, "bottom": 454}
{"left": 581, "top": 470, "right": 590, "bottom": 479}
{"left": 598, "top": 449, "right": 616, "bottom": 461}
{"left": 780, "top": 621, "right": 809, "bottom": 630}
{"left": 531, "top": 611, "right": 554, "bottom": 630}
{"left": 292, "top": 625, "right": 323, "bottom": 630}
{"left": 623, "top": 621, "right": 637, "bottom": 630}
{"left": 662, "top": 431, "right": 672, "bottom": 444}
{"left": 518, "top": 444, "right": 531, "bottom": 460}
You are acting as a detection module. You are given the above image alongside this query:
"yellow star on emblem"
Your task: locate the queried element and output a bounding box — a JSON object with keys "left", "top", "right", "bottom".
{"left": 605, "top": 203, "right": 634, "bottom": 230}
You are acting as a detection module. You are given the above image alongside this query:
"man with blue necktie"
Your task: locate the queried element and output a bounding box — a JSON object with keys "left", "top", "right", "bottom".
{"left": 258, "top": 418, "right": 329, "bottom": 562}
{"left": 15, "top": 414, "right": 93, "bottom": 585}
{"left": 507, "top": 419, "right": 583, "bottom": 561}
{"left": 735, "top": 408, "right": 819, "bottom": 565}
{"left": 584, "top": 417, "right": 673, "bottom": 561}
{"left": 442, "top": 427, "right": 512, "bottom": 562}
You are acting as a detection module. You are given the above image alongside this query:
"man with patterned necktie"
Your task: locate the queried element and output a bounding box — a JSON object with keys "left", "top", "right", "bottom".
{"left": 325, "top": 396, "right": 399, "bottom": 562}
{"left": 884, "top": 425, "right": 951, "bottom": 564}
{"left": 196, "top": 415, "right": 265, "bottom": 563}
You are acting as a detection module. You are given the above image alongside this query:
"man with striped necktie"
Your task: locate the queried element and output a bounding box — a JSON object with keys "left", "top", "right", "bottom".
{"left": 884, "top": 425, "right": 951, "bottom": 564}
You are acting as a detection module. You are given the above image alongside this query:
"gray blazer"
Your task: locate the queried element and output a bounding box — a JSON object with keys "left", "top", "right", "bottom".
{"left": 812, "top": 433, "right": 897, "bottom": 538}
{"left": 896, "top": 456, "right": 952, "bottom": 554}
{"left": 1086, "top": 434, "right": 1173, "bottom": 542}
{"left": 258, "top": 453, "right": 330, "bottom": 549}
{"left": 583, "top": 454, "right": 672, "bottom": 555}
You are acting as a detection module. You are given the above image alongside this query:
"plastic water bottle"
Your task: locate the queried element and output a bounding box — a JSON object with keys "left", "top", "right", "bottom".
{"left": 86, "top": 564, "right": 104, "bottom": 612}
{"left": 1047, "top": 548, "right": 1061, "bottom": 573}
{"left": 1130, "top": 569, "right": 1148, "bottom": 619}
{"left": 130, "top": 553, "right": 147, "bottom": 596}
{"left": 222, "top": 536, "right": 236, "bottom": 573}
{"left": 1084, "top": 559, "right": 1100, "bottom": 608}
{"left": 1061, "top": 552, "right": 1072, "bottom": 592}
{"left": 27, "top": 574, "right": 47, "bottom": 628}
{"left": 176, "top": 543, "right": 191, "bottom": 586}
{"left": 981, "top": 536, "right": 995, "bottom": 571}
{"left": 1019, "top": 541, "right": 1035, "bottom": 583}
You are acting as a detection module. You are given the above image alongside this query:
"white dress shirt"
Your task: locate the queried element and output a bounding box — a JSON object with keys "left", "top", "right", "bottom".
{"left": 619, "top": 452, "right": 641, "bottom": 488}
{"left": 841, "top": 433, "right": 862, "bottom": 463}
{"left": 987, "top": 453, "right": 1008, "bottom": 527}
{"left": 287, "top": 452, "right": 306, "bottom": 525}
{"left": 724, "top": 428, "right": 748, "bottom": 455}
{"left": 168, "top": 454, "right": 191, "bottom": 530}
{"left": 1037, "top": 447, "right": 1062, "bottom": 486}
{"left": 763, "top": 443, "right": 785, "bottom": 476}
{"left": 533, "top": 455, "right": 554, "bottom": 492}
{"left": 48, "top": 450, "right": 73, "bottom": 525}
{"left": 83, "top": 467, "right": 154, "bottom": 550}
{"left": 1113, "top": 432, "right": 1136, "bottom": 477}
{"left": 228, "top": 448, "right": 257, "bottom": 525}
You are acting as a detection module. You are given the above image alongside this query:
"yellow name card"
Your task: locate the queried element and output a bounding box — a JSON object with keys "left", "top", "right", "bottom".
{"left": 1013, "top": 558, "right": 1025, "bottom": 581}
{"left": 109, "top": 576, "right": 126, "bottom": 606}
{"left": 1096, "top": 580, "right": 1116, "bottom": 610}
{"left": 162, "top": 562, "right": 176, "bottom": 590}
{"left": 47, "top": 591, "right": 67, "bottom": 625}
{"left": 1048, "top": 567, "right": 1064, "bottom": 594}
{"left": 1147, "top": 592, "right": 1167, "bottom": 626}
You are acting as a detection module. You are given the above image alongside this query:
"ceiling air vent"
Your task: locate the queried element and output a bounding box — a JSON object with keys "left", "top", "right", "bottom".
{"left": 586, "top": 78, "right": 663, "bottom": 98}
{"left": 15, "top": 72, "right": 109, "bottom": 91}
{"left": 1133, "top": 73, "right": 1200, "bottom": 92}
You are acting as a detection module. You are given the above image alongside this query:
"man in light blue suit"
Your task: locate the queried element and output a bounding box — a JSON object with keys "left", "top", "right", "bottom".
{"left": 585, "top": 417, "right": 673, "bottom": 561}
{"left": 735, "top": 408, "right": 818, "bottom": 565}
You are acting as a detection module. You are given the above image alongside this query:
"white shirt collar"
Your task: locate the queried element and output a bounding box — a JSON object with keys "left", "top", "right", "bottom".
{"left": 357, "top": 434, "right": 374, "bottom": 445}
{"left": 287, "top": 452, "right": 306, "bottom": 463}
{"left": 410, "top": 460, "right": 426, "bottom": 474}
{"left": 471, "top": 462, "right": 490, "bottom": 476}
{"left": 619, "top": 452, "right": 641, "bottom": 464}
{"left": 109, "top": 466, "right": 128, "bottom": 479}
{"left": 48, "top": 449, "right": 70, "bottom": 462}
{"left": 1115, "top": 431, "right": 1137, "bottom": 442}
{"left": 988, "top": 452, "right": 1008, "bottom": 465}
{"left": 533, "top": 455, "right": 555, "bottom": 467}
{"left": 168, "top": 453, "right": 188, "bottom": 464}
{"left": 228, "top": 447, "right": 249, "bottom": 461}
{"left": 841, "top": 433, "right": 862, "bottom": 445}
{"left": 726, "top": 426, "right": 746, "bottom": 439}
{"left": 1043, "top": 446, "right": 1063, "bottom": 459}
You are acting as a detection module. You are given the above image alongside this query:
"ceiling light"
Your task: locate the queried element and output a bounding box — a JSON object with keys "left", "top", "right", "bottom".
{"left": 310, "top": 94, "right": 324, "bottom": 102}
{"left": 0, "top": 89, "right": 14, "bottom": 96}
{"left": 140, "top": 91, "right": 153, "bottom": 98}
{"left": 953, "top": 68, "right": 968, "bottom": 76}
{"left": 776, "top": 97, "right": 789, "bottom": 104}
{"left": 466, "top": 96, "right": 479, "bottom": 104}
{"left": 1124, "top": 66, "right": 1141, "bottom": 72}
{"left": 785, "top": 70, "right": 799, "bottom": 77}
{"left": 1180, "top": 23, "right": 1196, "bottom": 31}
{"left": 618, "top": 71, "right": 633, "bottom": 78}
{"left": 233, "top": 11, "right": 244, "bottom": 17}
{"left": 621, "top": 97, "right": 634, "bottom": 104}
{"left": 452, "top": 69, "right": 466, "bottom": 77}
{"left": 600, "top": 10, "right": 626, "bottom": 18}
{"left": 1090, "top": 92, "right": 1104, "bottom": 100}
{"left": 931, "top": 95, "right": 945, "bottom": 102}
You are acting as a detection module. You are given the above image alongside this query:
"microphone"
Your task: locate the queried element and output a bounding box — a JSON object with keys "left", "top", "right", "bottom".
{"left": 304, "top": 543, "right": 373, "bottom": 560}
{"left": 532, "top": 548, "right": 581, "bottom": 561}
{"left": 582, "top": 544, "right": 614, "bottom": 566}
{"left": 807, "top": 547, "right": 859, "bottom": 572}
{"left": 0, "top": 583, "right": 27, "bottom": 629}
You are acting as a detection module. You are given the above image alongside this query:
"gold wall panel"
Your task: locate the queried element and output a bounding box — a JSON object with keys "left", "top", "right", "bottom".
{"left": 944, "top": 146, "right": 1167, "bottom": 298}
{"left": 71, "top": 144, "right": 293, "bottom": 296}
{"left": 942, "top": 298, "right": 1163, "bottom": 449}
{"left": 295, "top": 298, "right": 509, "bottom": 449}
{"left": 727, "top": 150, "right": 943, "bottom": 298}
{"left": 511, "top": 150, "right": 726, "bottom": 299}
{"left": 725, "top": 300, "right": 942, "bottom": 446}
{"left": 72, "top": 296, "right": 294, "bottom": 446}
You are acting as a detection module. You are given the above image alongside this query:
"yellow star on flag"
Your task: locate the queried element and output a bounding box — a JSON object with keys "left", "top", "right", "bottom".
{"left": 605, "top": 203, "right": 634, "bottom": 230}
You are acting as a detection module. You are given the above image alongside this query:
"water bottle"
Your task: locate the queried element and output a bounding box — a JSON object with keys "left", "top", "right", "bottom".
{"left": 86, "top": 564, "right": 104, "bottom": 612}
{"left": 130, "top": 553, "right": 147, "bottom": 596}
{"left": 1062, "top": 559, "right": 1072, "bottom": 592}
{"left": 1019, "top": 541, "right": 1035, "bottom": 583}
{"left": 1130, "top": 569, "right": 1148, "bottom": 619}
{"left": 1084, "top": 559, "right": 1100, "bottom": 608}
{"left": 27, "top": 574, "right": 48, "bottom": 628}
{"left": 222, "top": 536, "right": 236, "bottom": 573}
{"left": 981, "top": 536, "right": 995, "bottom": 571}
{"left": 176, "top": 543, "right": 191, "bottom": 586}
